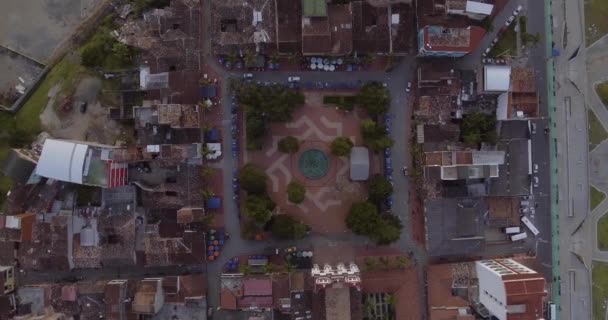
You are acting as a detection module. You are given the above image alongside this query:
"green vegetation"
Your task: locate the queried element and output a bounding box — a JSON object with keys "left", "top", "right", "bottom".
{"left": 80, "top": 21, "right": 136, "bottom": 70}
{"left": 278, "top": 136, "right": 300, "bottom": 154}
{"left": 356, "top": 82, "right": 390, "bottom": 116}
{"left": 130, "top": 0, "right": 171, "bottom": 16}
{"left": 588, "top": 108, "right": 608, "bottom": 151}
{"left": 598, "top": 213, "right": 608, "bottom": 250}
{"left": 323, "top": 95, "right": 357, "bottom": 111}
{"left": 346, "top": 202, "right": 402, "bottom": 245}
{"left": 360, "top": 119, "right": 394, "bottom": 153}
{"left": 330, "top": 137, "right": 354, "bottom": 156}
{"left": 239, "top": 164, "right": 268, "bottom": 194}
{"left": 593, "top": 261, "right": 608, "bottom": 320}
{"left": 489, "top": 24, "right": 517, "bottom": 57}
{"left": 591, "top": 186, "right": 606, "bottom": 211}
{"left": 368, "top": 174, "right": 393, "bottom": 205}
{"left": 460, "top": 112, "right": 497, "bottom": 146}
{"left": 237, "top": 84, "right": 304, "bottom": 150}
{"left": 596, "top": 81, "right": 608, "bottom": 108}
{"left": 585, "top": 0, "right": 608, "bottom": 45}
{"left": 245, "top": 194, "right": 275, "bottom": 224}
{"left": 270, "top": 215, "right": 309, "bottom": 239}
{"left": 287, "top": 181, "right": 306, "bottom": 204}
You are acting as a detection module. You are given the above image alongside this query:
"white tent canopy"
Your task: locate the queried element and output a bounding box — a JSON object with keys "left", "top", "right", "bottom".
{"left": 36, "top": 139, "right": 89, "bottom": 184}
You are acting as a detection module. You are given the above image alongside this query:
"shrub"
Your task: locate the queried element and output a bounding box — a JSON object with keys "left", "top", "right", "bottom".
{"left": 271, "top": 215, "right": 308, "bottom": 239}
{"left": 330, "top": 137, "right": 354, "bottom": 156}
{"left": 245, "top": 194, "right": 275, "bottom": 224}
{"left": 278, "top": 136, "right": 300, "bottom": 154}
{"left": 287, "top": 181, "right": 306, "bottom": 203}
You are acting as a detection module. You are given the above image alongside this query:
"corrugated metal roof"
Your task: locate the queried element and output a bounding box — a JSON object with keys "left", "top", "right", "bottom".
{"left": 465, "top": 1, "right": 493, "bottom": 15}
{"left": 36, "top": 139, "right": 88, "bottom": 184}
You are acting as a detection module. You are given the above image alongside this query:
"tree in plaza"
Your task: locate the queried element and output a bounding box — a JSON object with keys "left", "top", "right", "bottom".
{"left": 270, "top": 214, "right": 309, "bottom": 239}
{"left": 245, "top": 194, "right": 275, "bottom": 224}
{"left": 239, "top": 164, "right": 268, "bottom": 194}
{"left": 357, "top": 82, "right": 390, "bottom": 116}
{"left": 360, "top": 119, "right": 394, "bottom": 153}
{"left": 373, "top": 219, "right": 401, "bottom": 245}
{"left": 346, "top": 202, "right": 382, "bottom": 236}
{"left": 368, "top": 174, "right": 393, "bottom": 204}
{"left": 330, "top": 137, "right": 354, "bottom": 156}
{"left": 278, "top": 136, "right": 300, "bottom": 154}
{"left": 287, "top": 181, "right": 306, "bottom": 204}
{"left": 460, "top": 112, "right": 497, "bottom": 146}
{"left": 237, "top": 84, "right": 304, "bottom": 122}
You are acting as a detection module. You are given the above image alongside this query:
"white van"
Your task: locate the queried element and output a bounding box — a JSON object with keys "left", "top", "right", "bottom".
{"left": 511, "top": 232, "right": 527, "bottom": 241}
{"left": 504, "top": 227, "right": 521, "bottom": 234}
{"left": 288, "top": 76, "right": 301, "bottom": 82}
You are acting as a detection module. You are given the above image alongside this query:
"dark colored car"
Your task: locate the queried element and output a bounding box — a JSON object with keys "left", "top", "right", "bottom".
{"left": 79, "top": 101, "right": 88, "bottom": 113}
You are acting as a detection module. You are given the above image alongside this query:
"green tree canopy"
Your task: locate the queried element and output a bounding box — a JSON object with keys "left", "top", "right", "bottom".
{"left": 239, "top": 164, "right": 268, "bottom": 194}
{"left": 238, "top": 84, "right": 305, "bottom": 122}
{"left": 278, "top": 136, "right": 300, "bottom": 154}
{"left": 368, "top": 174, "right": 393, "bottom": 204}
{"left": 245, "top": 194, "right": 275, "bottom": 224}
{"left": 271, "top": 215, "right": 309, "bottom": 239}
{"left": 360, "top": 119, "right": 394, "bottom": 152}
{"left": 460, "top": 112, "right": 497, "bottom": 146}
{"left": 287, "top": 181, "right": 306, "bottom": 203}
{"left": 346, "top": 202, "right": 382, "bottom": 235}
{"left": 357, "top": 82, "right": 390, "bottom": 116}
{"left": 330, "top": 137, "right": 354, "bottom": 156}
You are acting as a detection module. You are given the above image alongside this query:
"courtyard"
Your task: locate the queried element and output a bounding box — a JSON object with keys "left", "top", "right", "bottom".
{"left": 243, "top": 91, "right": 382, "bottom": 234}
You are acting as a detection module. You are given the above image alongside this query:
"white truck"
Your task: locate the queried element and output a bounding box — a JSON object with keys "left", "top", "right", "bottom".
{"left": 521, "top": 216, "right": 540, "bottom": 236}
{"left": 511, "top": 232, "right": 527, "bottom": 241}
{"left": 504, "top": 226, "right": 521, "bottom": 234}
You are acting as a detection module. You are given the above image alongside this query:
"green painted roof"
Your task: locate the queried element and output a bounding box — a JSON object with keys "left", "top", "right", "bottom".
{"left": 302, "top": 0, "right": 327, "bottom": 17}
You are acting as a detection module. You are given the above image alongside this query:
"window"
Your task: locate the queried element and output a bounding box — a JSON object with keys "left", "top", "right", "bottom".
{"left": 221, "top": 19, "right": 238, "bottom": 32}
{"left": 172, "top": 23, "right": 180, "bottom": 30}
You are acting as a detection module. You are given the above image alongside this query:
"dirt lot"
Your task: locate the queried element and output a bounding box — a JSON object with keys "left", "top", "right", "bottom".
{"left": 244, "top": 91, "right": 382, "bottom": 234}
{"left": 40, "top": 75, "right": 124, "bottom": 144}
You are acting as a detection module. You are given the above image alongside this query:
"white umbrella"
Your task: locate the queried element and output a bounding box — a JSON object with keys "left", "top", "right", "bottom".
{"left": 324, "top": 65, "right": 330, "bottom": 71}
{"left": 311, "top": 57, "right": 317, "bottom": 63}
{"left": 310, "top": 63, "right": 316, "bottom": 70}
{"left": 329, "top": 65, "right": 335, "bottom": 71}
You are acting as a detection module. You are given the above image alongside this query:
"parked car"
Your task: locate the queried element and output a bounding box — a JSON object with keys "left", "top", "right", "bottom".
{"left": 288, "top": 76, "right": 301, "bottom": 82}
{"left": 531, "top": 122, "right": 537, "bottom": 134}
{"left": 533, "top": 164, "right": 539, "bottom": 173}
{"left": 406, "top": 82, "right": 412, "bottom": 92}
{"left": 533, "top": 176, "right": 539, "bottom": 188}
{"left": 79, "top": 101, "right": 88, "bottom": 113}
{"left": 514, "top": 5, "right": 523, "bottom": 15}
{"left": 505, "top": 15, "right": 515, "bottom": 26}
{"left": 243, "top": 73, "right": 253, "bottom": 79}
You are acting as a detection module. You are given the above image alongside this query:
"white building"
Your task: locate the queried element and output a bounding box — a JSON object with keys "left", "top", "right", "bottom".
{"left": 475, "top": 259, "right": 547, "bottom": 320}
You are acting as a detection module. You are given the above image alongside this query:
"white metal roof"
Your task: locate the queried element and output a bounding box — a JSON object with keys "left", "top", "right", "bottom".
{"left": 350, "top": 147, "right": 370, "bottom": 181}
{"left": 466, "top": 1, "right": 494, "bottom": 15}
{"left": 36, "top": 139, "right": 88, "bottom": 184}
{"left": 496, "top": 92, "right": 509, "bottom": 120}
{"left": 484, "top": 65, "right": 511, "bottom": 92}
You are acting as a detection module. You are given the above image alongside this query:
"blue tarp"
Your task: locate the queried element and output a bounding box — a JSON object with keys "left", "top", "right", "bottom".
{"left": 200, "top": 85, "right": 217, "bottom": 98}
{"left": 206, "top": 128, "right": 220, "bottom": 142}
{"left": 207, "top": 196, "right": 221, "bottom": 209}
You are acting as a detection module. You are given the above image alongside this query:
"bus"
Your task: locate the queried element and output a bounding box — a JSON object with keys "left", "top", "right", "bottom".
{"left": 521, "top": 216, "right": 540, "bottom": 236}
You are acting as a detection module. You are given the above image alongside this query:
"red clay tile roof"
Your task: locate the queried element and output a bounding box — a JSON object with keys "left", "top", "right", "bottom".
{"left": 243, "top": 278, "right": 272, "bottom": 296}
{"left": 423, "top": 26, "right": 485, "bottom": 54}
{"left": 427, "top": 264, "right": 470, "bottom": 320}
{"left": 61, "top": 285, "right": 77, "bottom": 302}
{"left": 220, "top": 288, "right": 237, "bottom": 310}
{"left": 238, "top": 296, "right": 274, "bottom": 309}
